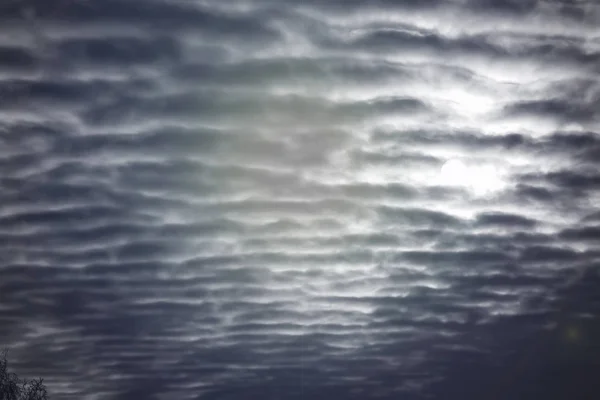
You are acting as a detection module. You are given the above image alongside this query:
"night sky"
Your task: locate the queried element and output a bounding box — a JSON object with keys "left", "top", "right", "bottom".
{"left": 1, "top": 1, "right": 600, "bottom": 399}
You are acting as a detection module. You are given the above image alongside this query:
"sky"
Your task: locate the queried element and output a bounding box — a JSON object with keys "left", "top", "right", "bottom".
{"left": 0, "top": 0, "right": 599, "bottom": 399}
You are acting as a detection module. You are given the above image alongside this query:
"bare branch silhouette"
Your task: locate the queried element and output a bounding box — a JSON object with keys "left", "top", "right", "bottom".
{"left": 0, "top": 349, "right": 48, "bottom": 400}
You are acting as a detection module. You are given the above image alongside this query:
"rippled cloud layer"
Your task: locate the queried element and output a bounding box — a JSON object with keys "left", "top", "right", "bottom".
{"left": 1, "top": 0, "right": 599, "bottom": 399}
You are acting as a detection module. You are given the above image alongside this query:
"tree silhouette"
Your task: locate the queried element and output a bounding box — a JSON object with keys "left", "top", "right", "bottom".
{"left": 0, "top": 349, "right": 48, "bottom": 400}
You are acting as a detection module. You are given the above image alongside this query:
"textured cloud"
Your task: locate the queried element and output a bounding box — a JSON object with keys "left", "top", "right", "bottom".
{"left": 0, "top": 0, "right": 599, "bottom": 399}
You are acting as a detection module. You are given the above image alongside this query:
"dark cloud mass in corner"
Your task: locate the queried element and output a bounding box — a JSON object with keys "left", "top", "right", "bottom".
{"left": 1, "top": 0, "right": 599, "bottom": 399}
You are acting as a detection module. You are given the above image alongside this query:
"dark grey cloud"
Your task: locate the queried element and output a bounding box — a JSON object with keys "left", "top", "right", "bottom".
{"left": 280, "top": 0, "right": 445, "bottom": 13}
{"left": 474, "top": 212, "right": 538, "bottom": 228}
{"left": 514, "top": 183, "right": 555, "bottom": 203}
{"left": 1, "top": 0, "right": 599, "bottom": 399}
{"left": 316, "top": 27, "right": 509, "bottom": 60}
{"left": 467, "top": 0, "right": 538, "bottom": 15}
{"left": 559, "top": 226, "right": 600, "bottom": 241}
{"left": 0, "top": 45, "right": 37, "bottom": 71}
{"left": 54, "top": 35, "right": 182, "bottom": 67}
{"left": 502, "top": 98, "right": 598, "bottom": 123}
{"left": 1, "top": 0, "right": 278, "bottom": 37}
{"left": 377, "top": 206, "right": 465, "bottom": 228}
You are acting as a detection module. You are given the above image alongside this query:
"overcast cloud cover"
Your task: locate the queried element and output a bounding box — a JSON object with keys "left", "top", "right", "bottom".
{"left": 0, "top": 0, "right": 599, "bottom": 399}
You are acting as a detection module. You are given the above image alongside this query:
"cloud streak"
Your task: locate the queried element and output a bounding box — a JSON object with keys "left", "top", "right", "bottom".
{"left": 0, "top": 0, "right": 599, "bottom": 399}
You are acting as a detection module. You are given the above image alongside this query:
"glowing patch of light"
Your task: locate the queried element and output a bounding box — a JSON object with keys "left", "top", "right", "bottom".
{"left": 443, "top": 87, "right": 497, "bottom": 120}
{"left": 439, "top": 159, "right": 507, "bottom": 197}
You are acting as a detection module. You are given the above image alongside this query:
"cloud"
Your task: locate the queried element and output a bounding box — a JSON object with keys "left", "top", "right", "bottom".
{"left": 54, "top": 36, "right": 182, "bottom": 67}
{"left": 474, "top": 212, "right": 538, "bottom": 228}
{"left": 502, "top": 98, "right": 598, "bottom": 123}
{"left": 1, "top": 0, "right": 600, "bottom": 399}
{"left": 0, "top": 45, "right": 37, "bottom": 71}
